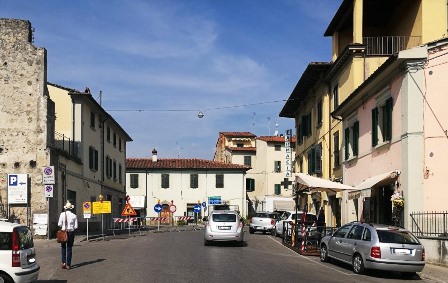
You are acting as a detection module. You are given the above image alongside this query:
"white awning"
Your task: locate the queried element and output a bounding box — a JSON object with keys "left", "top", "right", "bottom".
{"left": 295, "top": 173, "right": 359, "bottom": 194}
{"left": 355, "top": 170, "right": 401, "bottom": 190}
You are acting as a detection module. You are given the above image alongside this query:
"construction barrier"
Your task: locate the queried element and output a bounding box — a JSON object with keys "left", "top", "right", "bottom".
{"left": 114, "top": 218, "right": 138, "bottom": 223}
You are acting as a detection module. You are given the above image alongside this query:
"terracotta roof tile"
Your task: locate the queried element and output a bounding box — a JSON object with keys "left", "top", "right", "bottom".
{"left": 220, "top": 132, "right": 256, "bottom": 137}
{"left": 127, "top": 158, "right": 250, "bottom": 170}
{"left": 257, "top": 136, "right": 296, "bottom": 143}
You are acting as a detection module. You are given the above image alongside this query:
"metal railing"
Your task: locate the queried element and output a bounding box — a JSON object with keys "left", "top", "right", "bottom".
{"left": 363, "top": 36, "right": 421, "bottom": 56}
{"left": 410, "top": 211, "right": 448, "bottom": 240}
{"left": 53, "top": 131, "right": 78, "bottom": 157}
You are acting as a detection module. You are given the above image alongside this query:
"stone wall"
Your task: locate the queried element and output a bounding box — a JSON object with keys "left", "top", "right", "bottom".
{"left": 0, "top": 19, "right": 52, "bottom": 224}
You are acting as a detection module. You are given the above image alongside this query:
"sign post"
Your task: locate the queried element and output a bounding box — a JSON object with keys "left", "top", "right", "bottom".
{"left": 83, "top": 202, "right": 92, "bottom": 240}
{"left": 154, "top": 201, "right": 162, "bottom": 232}
{"left": 121, "top": 198, "right": 137, "bottom": 236}
{"left": 194, "top": 202, "right": 202, "bottom": 230}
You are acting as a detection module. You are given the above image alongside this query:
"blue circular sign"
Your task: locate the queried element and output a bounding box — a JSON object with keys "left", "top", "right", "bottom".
{"left": 154, "top": 204, "right": 162, "bottom": 213}
{"left": 194, "top": 204, "right": 201, "bottom": 213}
{"left": 201, "top": 201, "right": 206, "bottom": 208}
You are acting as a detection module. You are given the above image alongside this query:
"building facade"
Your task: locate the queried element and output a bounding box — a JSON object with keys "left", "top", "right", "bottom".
{"left": 126, "top": 150, "right": 249, "bottom": 221}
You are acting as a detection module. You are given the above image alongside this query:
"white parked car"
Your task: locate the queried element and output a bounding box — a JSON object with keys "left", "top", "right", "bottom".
{"left": 0, "top": 220, "right": 39, "bottom": 283}
{"left": 204, "top": 210, "right": 244, "bottom": 246}
{"left": 273, "top": 211, "right": 317, "bottom": 239}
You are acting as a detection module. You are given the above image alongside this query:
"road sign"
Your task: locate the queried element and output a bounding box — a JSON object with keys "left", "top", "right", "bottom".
{"left": 92, "top": 201, "right": 112, "bottom": 214}
{"left": 44, "top": 185, "right": 53, "bottom": 198}
{"left": 154, "top": 204, "right": 162, "bottom": 213}
{"left": 194, "top": 204, "right": 201, "bottom": 213}
{"left": 7, "top": 174, "right": 28, "bottom": 204}
{"left": 208, "top": 196, "right": 221, "bottom": 205}
{"left": 42, "top": 166, "right": 55, "bottom": 184}
{"left": 122, "top": 203, "right": 137, "bottom": 216}
{"left": 169, "top": 204, "right": 177, "bottom": 213}
{"left": 83, "top": 202, "right": 92, "bottom": 214}
{"left": 201, "top": 201, "right": 206, "bottom": 208}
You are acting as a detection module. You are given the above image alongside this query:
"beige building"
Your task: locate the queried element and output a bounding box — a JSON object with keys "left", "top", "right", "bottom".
{"left": 213, "top": 132, "right": 296, "bottom": 215}
{"left": 48, "top": 83, "right": 132, "bottom": 233}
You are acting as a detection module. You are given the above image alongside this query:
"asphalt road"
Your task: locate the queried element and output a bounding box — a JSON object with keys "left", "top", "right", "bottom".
{"left": 33, "top": 228, "right": 447, "bottom": 283}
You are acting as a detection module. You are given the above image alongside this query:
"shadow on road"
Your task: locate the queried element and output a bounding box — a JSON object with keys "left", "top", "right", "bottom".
{"left": 70, "top": 258, "right": 106, "bottom": 269}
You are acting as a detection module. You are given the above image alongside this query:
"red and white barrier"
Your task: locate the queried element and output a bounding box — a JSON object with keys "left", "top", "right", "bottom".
{"left": 147, "top": 217, "right": 168, "bottom": 221}
{"left": 176, "top": 216, "right": 193, "bottom": 221}
{"left": 114, "top": 218, "right": 137, "bottom": 223}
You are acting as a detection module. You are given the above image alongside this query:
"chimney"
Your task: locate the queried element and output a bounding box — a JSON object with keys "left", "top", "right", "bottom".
{"left": 152, "top": 149, "right": 158, "bottom": 162}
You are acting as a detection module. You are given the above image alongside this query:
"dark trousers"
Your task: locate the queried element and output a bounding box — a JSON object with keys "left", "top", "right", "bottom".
{"left": 61, "top": 231, "right": 75, "bottom": 266}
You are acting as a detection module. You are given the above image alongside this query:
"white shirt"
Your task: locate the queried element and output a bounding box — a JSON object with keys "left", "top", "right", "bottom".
{"left": 58, "top": 210, "right": 78, "bottom": 231}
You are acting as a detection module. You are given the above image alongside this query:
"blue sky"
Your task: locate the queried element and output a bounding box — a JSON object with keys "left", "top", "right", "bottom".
{"left": 2, "top": 0, "right": 341, "bottom": 159}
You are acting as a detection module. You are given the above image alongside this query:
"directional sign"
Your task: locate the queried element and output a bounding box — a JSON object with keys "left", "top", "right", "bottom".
{"left": 208, "top": 196, "right": 221, "bottom": 205}
{"left": 44, "top": 185, "right": 53, "bottom": 198}
{"left": 7, "top": 174, "right": 28, "bottom": 204}
{"left": 154, "top": 203, "right": 162, "bottom": 213}
{"left": 122, "top": 203, "right": 137, "bottom": 216}
{"left": 194, "top": 204, "right": 201, "bottom": 213}
{"left": 201, "top": 201, "right": 207, "bottom": 208}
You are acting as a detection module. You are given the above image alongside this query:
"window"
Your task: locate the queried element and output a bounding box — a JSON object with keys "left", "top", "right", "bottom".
{"left": 106, "top": 127, "right": 111, "bottom": 142}
{"left": 161, "top": 174, "right": 170, "bottom": 188}
{"left": 317, "top": 99, "right": 323, "bottom": 127}
{"left": 333, "top": 224, "right": 351, "bottom": 238}
{"left": 190, "top": 174, "right": 198, "bottom": 188}
{"left": 333, "top": 83, "right": 339, "bottom": 110}
{"left": 274, "top": 144, "right": 281, "bottom": 151}
{"left": 344, "top": 121, "right": 359, "bottom": 161}
{"left": 90, "top": 111, "right": 95, "bottom": 128}
{"left": 333, "top": 131, "right": 340, "bottom": 168}
{"left": 301, "top": 113, "right": 312, "bottom": 137}
{"left": 216, "top": 174, "right": 224, "bottom": 188}
{"left": 274, "top": 184, "right": 281, "bottom": 195}
{"left": 113, "top": 160, "right": 117, "bottom": 181}
{"left": 119, "top": 138, "right": 122, "bottom": 151}
{"left": 347, "top": 225, "right": 364, "bottom": 240}
{"left": 274, "top": 161, "right": 281, "bottom": 173}
{"left": 113, "top": 133, "right": 117, "bottom": 147}
{"left": 88, "top": 146, "right": 98, "bottom": 171}
{"left": 105, "top": 156, "right": 112, "bottom": 178}
{"left": 244, "top": 156, "right": 252, "bottom": 167}
{"left": 236, "top": 143, "right": 244, "bottom": 147}
{"left": 297, "top": 124, "right": 303, "bottom": 144}
{"left": 130, "top": 174, "right": 139, "bottom": 188}
{"left": 246, "top": 178, "right": 255, "bottom": 192}
{"left": 372, "top": 97, "right": 393, "bottom": 147}
{"left": 119, "top": 164, "right": 122, "bottom": 183}
{"left": 307, "top": 144, "right": 322, "bottom": 174}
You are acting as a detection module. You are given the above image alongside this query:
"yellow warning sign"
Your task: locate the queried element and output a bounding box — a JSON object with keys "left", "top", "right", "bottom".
{"left": 92, "top": 201, "right": 112, "bottom": 214}
{"left": 122, "top": 203, "right": 137, "bottom": 216}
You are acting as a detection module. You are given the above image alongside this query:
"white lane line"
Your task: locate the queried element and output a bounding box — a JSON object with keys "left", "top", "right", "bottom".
{"left": 268, "top": 236, "right": 356, "bottom": 276}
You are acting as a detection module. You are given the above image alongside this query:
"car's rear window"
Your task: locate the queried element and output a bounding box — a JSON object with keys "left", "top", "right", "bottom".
{"left": 212, "top": 214, "right": 237, "bottom": 222}
{"left": 0, "top": 227, "right": 34, "bottom": 250}
{"left": 255, "top": 213, "right": 277, "bottom": 219}
{"left": 377, "top": 230, "right": 420, "bottom": 245}
{"left": 291, "top": 214, "right": 317, "bottom": 223}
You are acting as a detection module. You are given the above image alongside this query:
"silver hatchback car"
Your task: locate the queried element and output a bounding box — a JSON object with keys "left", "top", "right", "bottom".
{"left": 204, "top": 210, "right": 244, "bottom": 246}
{"left": 320, "top": 222, "right": 425, "bottom": 278}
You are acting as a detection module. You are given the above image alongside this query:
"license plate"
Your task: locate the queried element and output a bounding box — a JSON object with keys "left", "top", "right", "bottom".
{"left": 394, "top": 248, "right": 411, "bottom": 255}
{"left": 219, "top": 226, "right": 231, "bottom": 230}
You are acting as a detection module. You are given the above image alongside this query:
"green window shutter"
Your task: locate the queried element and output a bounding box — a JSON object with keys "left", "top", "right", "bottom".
{"left": 301, "top": 115, "right": 307, "bottom": 137}
{"left": 344, "top": 127, "right": 350, "bottom": 160}
{"left": 307, "top": 151, "right": 312, "bottom": 173}
{"left": 274, "top": 184, "right": 281, "bottom": 195}
{"left": 371, "top": 107, "right": 378, "bottom": 147}
{"left": 315, "top": 144, "right": 322, "bottom": 173}
{"left": 307, "top": 113, "right": 312, "bottom": 136}
{"left": 385, "top": 97, "right": 393, "bottom": 141}
{"left": 89, "top": 147, "right": 93, "bottom": 169}
{"left": 216, "top": 174, "right": 224, "bottom": 188}
{"left": 190, "top": 174, "right": 198, "bottom": 188}
{"left": 353, "top": 121, "right": 359, "bottom": 156}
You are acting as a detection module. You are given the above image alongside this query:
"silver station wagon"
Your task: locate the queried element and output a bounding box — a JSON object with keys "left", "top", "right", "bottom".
{"left": 320, "top": 222, "right": 425, "bottom": 278}
{"left": 204, "top": 210, "right": 244, "bottom": 246}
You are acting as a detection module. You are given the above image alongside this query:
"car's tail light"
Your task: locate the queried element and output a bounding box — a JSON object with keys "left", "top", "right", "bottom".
{"left": 271, "top": 219, "right": 275, "bottom": 225}
{"left": 421, "top": 248, "right": 425, "bottom": 261}
{"left": 370, "top": 246, "right": 381, "bottom": 259}
{"left": 12, "top": 228, "right": 20, "bottom": 267}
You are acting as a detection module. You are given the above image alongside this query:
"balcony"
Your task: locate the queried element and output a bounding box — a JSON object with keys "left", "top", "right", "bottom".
{"left": 52, "top": 131, "right": 81, "bottom": 161}
{"left": 363, "top": 36, "right": 421, "bottom": 56}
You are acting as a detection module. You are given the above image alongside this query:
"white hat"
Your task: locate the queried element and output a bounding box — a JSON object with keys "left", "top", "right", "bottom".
{"left": 64, "top": 201, "right": 74, "bottom": 210}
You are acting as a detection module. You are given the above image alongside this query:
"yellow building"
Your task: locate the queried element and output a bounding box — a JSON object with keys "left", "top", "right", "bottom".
{"left": 280, "top": 0, "right": 447, "bottom": 228}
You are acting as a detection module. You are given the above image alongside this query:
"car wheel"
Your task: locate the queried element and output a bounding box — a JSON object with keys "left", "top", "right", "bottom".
{"left": 204, "top": 239, "right": 211, "bottom": 246}
{"left": 249, "top": 227, "right": 255, "bottom": 234}
{"left": 0, "top": 274, "right": 13, "bottom": 283}
{"left": 237, "top": 241, "right": 244, "bottom": 247}
{"left": 320, "top": 244, "right": 329, "bottom": 262}
{"left": 402, "top": 272, "right": 416, "bottom": 279}
{"left": 352, "top": 254, "right": 365, "bottom": 274}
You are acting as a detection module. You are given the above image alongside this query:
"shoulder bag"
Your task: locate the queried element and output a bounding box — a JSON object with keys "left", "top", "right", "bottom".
{"left": 56, "top": 212, "right": 68, "bottom": 243}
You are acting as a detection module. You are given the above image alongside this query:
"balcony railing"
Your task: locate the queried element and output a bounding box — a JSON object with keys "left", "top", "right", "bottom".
{"left": 54, "top": 131, "right": 79, "bottom": 158}
{"left": 363, "top": 36, "right": 421, "bottom": 56}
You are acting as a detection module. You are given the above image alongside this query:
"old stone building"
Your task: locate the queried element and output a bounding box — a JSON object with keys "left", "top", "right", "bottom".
{"left": 0, "top": 19, "right": 54, "bottom": 225}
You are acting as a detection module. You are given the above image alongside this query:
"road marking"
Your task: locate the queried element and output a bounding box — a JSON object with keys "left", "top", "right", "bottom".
{"left": 268, "top": 236, "right": 356, "bottom": 276}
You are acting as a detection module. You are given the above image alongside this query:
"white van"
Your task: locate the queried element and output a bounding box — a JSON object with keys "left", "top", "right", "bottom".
{"left": 0, "top": 220, "right": 39, "bottom": 283}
